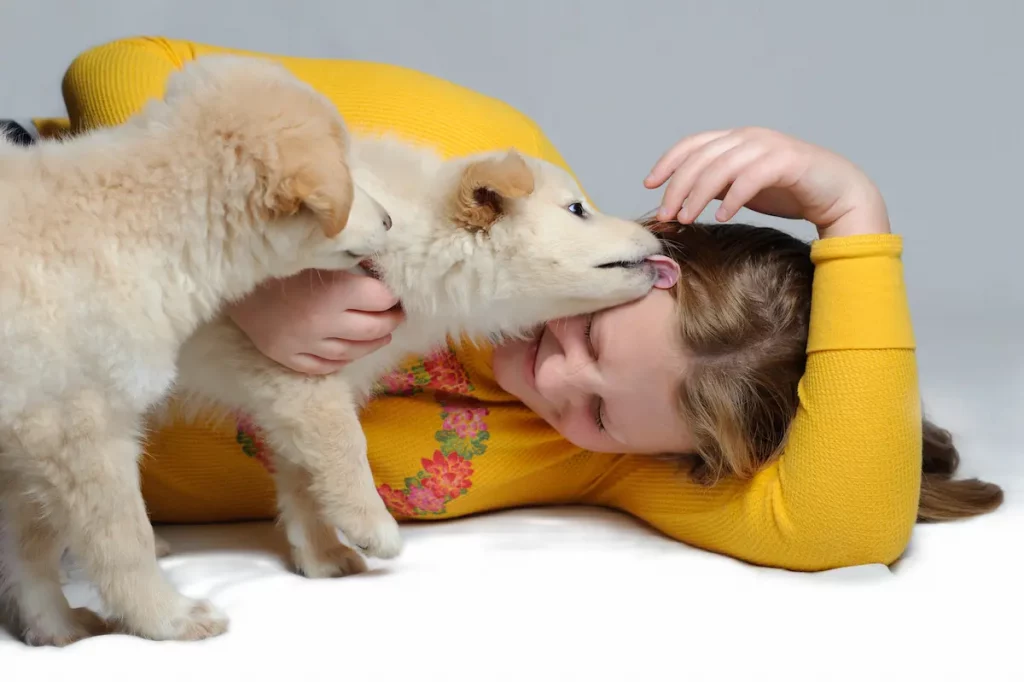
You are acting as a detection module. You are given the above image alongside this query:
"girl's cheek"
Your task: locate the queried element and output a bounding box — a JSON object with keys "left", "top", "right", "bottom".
{"left": 556, "top": 412, "right": 599, "bottom": 450}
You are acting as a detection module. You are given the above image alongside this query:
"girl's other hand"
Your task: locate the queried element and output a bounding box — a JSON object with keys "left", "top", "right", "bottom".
{"left": 645, "top": 127, "right": 890, "bottom": 238}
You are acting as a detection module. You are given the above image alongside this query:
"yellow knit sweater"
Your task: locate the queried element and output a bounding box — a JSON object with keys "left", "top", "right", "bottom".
{"left": 52, "top": 37, "right": 922, "bottom": 571}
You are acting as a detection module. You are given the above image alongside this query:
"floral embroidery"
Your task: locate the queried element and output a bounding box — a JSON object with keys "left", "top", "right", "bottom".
{"left": 377, "top": 484, "right": 416, "bottom": 517}
{"left": 405, "top": 484, "right": 446, "bottom": 514}
{"left": 375, "top": 347, "right": 490, "bottom": 518}
{"left": 233, "top": 344, "right": 491, "bottom": 519}
{"left": 422, "top": 348, "right": 474, "bottom": 394}
{"left": 442, "top": 406, "right": 488, "bottom": 440}
{"left": 435, "top": 405, "right": 490, "bottom": 459}
{"left": 375, "top": 364, "right": 424, "bottom": 397}
{"left": 374, "top": 347, "right": 473, "bottom": 397}
{"left": 235, "top": 412, "right": 275, "bottom": 474}
{"left": 380, "top": 399, "right": 490, "bottom": 518}
{"left": 421, "top": 451, "right": 474, "bottom": 500}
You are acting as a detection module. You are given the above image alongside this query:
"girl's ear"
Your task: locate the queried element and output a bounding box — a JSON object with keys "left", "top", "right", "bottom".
{"left": 647, "top": 255, "right": 680, "bottom": 289}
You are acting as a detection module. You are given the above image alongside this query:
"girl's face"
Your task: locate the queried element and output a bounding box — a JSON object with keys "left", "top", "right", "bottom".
{"left": 493, "top": 289, "right": 695, "bottom": 455}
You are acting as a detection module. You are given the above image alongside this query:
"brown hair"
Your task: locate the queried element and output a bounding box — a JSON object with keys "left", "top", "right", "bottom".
{"left": 650, "top": 218, "right": 1003, "bottom": 522}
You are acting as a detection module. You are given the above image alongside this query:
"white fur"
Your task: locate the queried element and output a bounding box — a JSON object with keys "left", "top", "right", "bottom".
{"left": 0, "top": 55, "right": 390, "bottom": 646}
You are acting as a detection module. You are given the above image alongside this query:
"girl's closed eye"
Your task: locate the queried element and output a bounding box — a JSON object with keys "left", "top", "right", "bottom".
{"left": 583, "top": 315, "right": 606, "bottom": 432}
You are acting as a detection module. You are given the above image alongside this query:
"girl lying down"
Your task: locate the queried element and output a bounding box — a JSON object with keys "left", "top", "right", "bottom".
{"left": 64, "top": 37, "right": 1001, "bottom": 573}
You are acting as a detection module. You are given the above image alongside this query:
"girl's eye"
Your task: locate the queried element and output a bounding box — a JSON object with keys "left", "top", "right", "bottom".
{"left": 583, "top": 314, "right": 604, "bottom": 431}
{"left": 567, "top": 202, "right": 587, "bottom": 218}
{"left": 594, "top": 400, "right": 606, "bottom": 432}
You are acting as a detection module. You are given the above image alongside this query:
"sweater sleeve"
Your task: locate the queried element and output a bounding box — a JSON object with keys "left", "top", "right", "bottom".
{"left": 586, "top": 234, "right": 921, "bottom": 571}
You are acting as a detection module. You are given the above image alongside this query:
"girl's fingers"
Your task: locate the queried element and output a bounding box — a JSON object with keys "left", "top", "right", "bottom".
{"left": 336, "top": 273, "right": 401, "bottom": 313}
{"left": 681, "top": 144, "right": 770, "bottom": 223}
{"left": 286, "top": 353, "right": 351, "bottom": 376}
{"left": 315, "top": 335, "right": 392, "bottom": 362}
{"left": 324, "top": 309, "right": 404, "bottom": 343}
{"left": 657, "top": 134, "right": 744, "bottom": 221}
{"left": 714, "top": 152, "right": 792, "bottom": 222}
{"left": 645, "top": 130, "right": 731, "bottom": 189}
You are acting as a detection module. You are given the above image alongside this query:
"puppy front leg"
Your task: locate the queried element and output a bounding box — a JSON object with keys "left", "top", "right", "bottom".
{"left": 273, "top": 457, "right": 367, "bottom": 578}
{"left": 266, "top": 385, "right": 403, "bottom": 560}
{"left": 50, "top": 426, "right": 228, "bottom": 641}
{"left": 176, "top": 320, "right": 402, "bottom": 564}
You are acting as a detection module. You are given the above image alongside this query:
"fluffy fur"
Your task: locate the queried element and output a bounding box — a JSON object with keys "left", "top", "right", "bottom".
{"left": 166, "top": 134, "right": 665, "bottom": 582}
{"left": 0, "top": 56, "right": 390, "bottom": 645}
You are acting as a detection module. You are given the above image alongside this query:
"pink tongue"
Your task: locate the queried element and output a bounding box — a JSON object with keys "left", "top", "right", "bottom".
{"left": 646, "top": 255, "right": 680, "bottom": 289}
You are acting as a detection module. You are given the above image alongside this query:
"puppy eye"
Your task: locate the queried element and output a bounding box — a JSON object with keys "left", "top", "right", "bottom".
{"left": 567, "top": 202, "right": 587, "bottom": 218}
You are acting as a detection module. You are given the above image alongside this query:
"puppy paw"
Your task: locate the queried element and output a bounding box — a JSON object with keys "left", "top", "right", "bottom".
{"left": 127, "top": 597, "right": 229, "bottom": 642}
{"left": 175, "top": 600, "right": 229, "bottom": 641}
{"left": 293, "top": 540, "right": 368, "bottom": 579}
{"left": 23, "top": 607, "right": 112, "bottom": 647}
{"left": 343, "top": 510, "right": 403, "bottom": 560}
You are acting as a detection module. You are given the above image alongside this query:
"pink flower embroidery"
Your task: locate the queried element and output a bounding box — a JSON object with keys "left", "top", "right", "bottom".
{"left": 235, "top": 412, "right": 275, "bottom": 474}
{"left": 406, "top": 484, "right": 446, "bottom": 513}
{"left": 422, "top": 349, "right": 471, "bottom": 394}
{"left": 421, "top": 451, "right": 474, "bottom": 500}
{"left": 377, "top": 484, "right": 415, "bottom": 517}
{"left": 378, "top": 368, "right": 418, "bottom": 396}
{"left": 441, "top": 406, "right": 488, "bottom": 440}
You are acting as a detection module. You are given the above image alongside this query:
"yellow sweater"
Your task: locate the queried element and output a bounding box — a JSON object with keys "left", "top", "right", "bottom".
{"left": 54, "top": 37, "right": 922, "bottom": 571}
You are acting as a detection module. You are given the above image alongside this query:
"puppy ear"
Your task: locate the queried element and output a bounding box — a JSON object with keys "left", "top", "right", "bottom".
{"left": 260, "top": 128, "right": 354, "bottom": 238}
{"left": 285, "top": 166, "right": 354, "bottom": 238}
{"left": 450, "top": 150, "right": 535, "bottom": 231}
{"left": 265, "top": 162, "right": 354, "bottom": 238}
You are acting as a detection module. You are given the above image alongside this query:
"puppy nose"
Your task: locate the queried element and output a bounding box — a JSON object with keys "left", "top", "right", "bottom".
{"left": 382, "top": 211, "right": 392, "bottom": 231}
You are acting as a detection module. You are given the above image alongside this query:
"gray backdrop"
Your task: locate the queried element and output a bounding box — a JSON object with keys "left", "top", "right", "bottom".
{"left": 1, "top": 0, "right": 1020, "bottom": 483}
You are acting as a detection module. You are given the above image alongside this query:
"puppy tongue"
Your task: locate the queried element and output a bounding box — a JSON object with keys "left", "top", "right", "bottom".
{"left": 646, "top": 255, "right": 680, "bottom": 289}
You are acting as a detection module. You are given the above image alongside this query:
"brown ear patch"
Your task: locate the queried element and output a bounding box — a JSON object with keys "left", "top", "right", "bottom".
{"left": 259, "top": 125, "right": 354, "bottom": 237}
{"left": 290, "top": 167, "right": 354, "bottom": 238}
{"left": 450, "top": 151, "right": 535, "bottom": 231}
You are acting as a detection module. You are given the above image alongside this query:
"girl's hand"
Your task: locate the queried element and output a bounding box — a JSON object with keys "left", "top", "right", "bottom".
{"left": 644, "top": 127, "right": 890, "bottom": 238}
{"left": 227, "top": 270, "right": 405, "bottom": 375}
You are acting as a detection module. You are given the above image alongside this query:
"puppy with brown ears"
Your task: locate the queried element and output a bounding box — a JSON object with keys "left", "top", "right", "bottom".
{"left": 165, "top": 135, "right": 665, "bottom": 581}
{"left": 0, "top": 55, "right": 390, "bottom": 645}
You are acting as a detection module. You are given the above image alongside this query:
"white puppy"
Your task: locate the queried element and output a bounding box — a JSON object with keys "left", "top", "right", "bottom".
{"left": 0, "top": 56, "right": 389, "bottom": 645}
{"left": 170, "top": 137, "right": 665, "bottom": 580}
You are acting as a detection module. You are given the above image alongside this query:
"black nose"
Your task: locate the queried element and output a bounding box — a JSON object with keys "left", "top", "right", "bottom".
{"left": 382, "top": 212, "right": 392, "bottom": 231}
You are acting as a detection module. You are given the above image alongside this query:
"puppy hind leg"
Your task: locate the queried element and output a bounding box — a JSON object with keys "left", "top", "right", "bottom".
{"left": 0, "top": 486, "right": 110, "bottom": 646}
{"left": 49, "top": 425, "right": 228, "bottom": 641}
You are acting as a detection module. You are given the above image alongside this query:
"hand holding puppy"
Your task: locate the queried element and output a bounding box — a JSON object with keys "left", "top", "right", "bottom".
{"left": 228, "top": 270, "right": 405, "bottom": 375}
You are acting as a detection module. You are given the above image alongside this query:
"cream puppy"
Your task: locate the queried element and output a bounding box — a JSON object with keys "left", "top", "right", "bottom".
{"left": 0, "top": 55, "right": 389, "bottom": 645}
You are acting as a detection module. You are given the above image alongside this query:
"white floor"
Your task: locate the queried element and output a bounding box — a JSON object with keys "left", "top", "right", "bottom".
{"left": 2, "top": 307, "right": 1021, "bottom": 682}
{"left": 2, "top": 502, "right": 1021, "bottom": 681}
